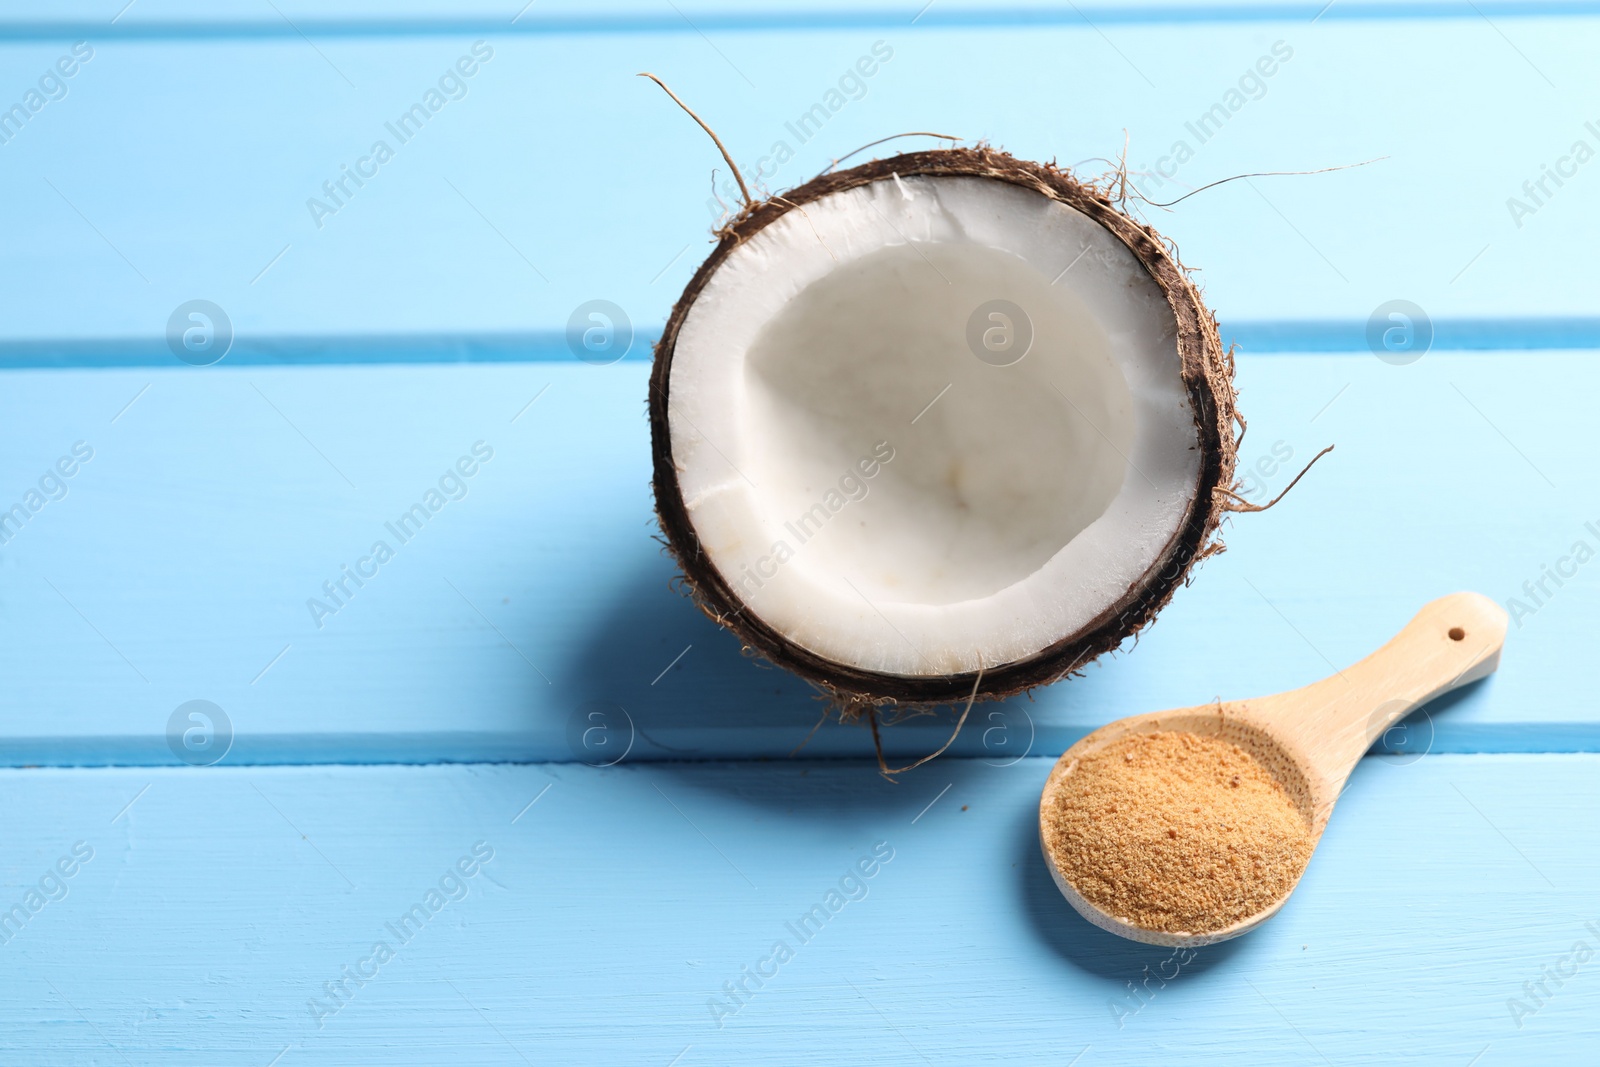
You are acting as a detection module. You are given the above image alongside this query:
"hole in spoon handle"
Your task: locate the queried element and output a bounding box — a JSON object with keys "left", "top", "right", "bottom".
{"left": 1343, "top": 592, "right": 1510, "bottom": 747}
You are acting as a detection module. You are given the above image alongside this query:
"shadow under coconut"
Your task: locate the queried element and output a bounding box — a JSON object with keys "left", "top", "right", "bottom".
{"left": 557, "top": 553, "right": 1044, "bottom": 764}
{"left": 556, "top": 554, "right": 846, "bottom": 761}
{"left": 646, "top": 750, "right": 1003, "bottom": 820}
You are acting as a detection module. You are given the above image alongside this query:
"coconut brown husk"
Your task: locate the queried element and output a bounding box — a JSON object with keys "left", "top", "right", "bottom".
{"left": 649, "top": 146, "right": 1240, "bottom": 714}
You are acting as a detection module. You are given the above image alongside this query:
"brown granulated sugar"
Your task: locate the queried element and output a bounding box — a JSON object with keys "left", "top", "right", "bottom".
{"left": 1042, "top": 730, "right": 1313, "bottom": 934}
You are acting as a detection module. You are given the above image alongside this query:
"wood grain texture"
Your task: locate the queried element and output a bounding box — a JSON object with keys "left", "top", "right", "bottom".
{"left": 2, "top": 755, "right": 1595, "bottom": 1064}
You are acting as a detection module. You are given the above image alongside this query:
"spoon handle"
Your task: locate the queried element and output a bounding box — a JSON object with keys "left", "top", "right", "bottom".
{"left": 1267, "top": 592, "right": 1508, "bottom": 782}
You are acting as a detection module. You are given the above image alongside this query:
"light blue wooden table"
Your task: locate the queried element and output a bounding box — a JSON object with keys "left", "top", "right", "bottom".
{"left": 4, "top": 2, "right": 1598, "bottom": 1063}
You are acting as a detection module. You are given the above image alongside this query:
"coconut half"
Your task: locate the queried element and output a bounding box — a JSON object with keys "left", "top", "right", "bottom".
{"left": 650, "top": 148, "right": 1238, "bottom": 707}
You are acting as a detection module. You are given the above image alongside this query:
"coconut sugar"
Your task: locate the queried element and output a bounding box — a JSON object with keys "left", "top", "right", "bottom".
{"left": 1042, "top": 730, "right": 1313, "bottom": 934}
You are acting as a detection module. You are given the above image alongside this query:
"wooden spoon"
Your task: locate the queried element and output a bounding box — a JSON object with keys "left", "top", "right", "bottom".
{"left": 1039, "top": 591, "right": 1508, "bottom": 946}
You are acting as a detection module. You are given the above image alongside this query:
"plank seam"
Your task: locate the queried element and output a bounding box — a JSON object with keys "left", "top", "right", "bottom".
{"left": 2, "top": 318, "right": 1598, "bottom": 368}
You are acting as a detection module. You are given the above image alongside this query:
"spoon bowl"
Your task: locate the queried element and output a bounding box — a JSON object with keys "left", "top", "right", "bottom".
{"left": 1039, "top": 591, "right": 1509, "bottom": 946}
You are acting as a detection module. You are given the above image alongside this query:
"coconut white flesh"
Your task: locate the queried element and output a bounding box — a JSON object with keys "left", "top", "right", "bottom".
{"left": 669, "top": 175, "right": 1200, "bottom": 678}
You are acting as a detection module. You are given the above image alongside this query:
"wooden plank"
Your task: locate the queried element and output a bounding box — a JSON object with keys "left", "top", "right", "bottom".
{"left": 1, "top": 754, "right": 1593, "bottom": 1063}
{"left": 0, "top": 14, "right": 1594, "bottom": 351}
{"left": 0, "top": 350, "right": 1594, "bottom": 764}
